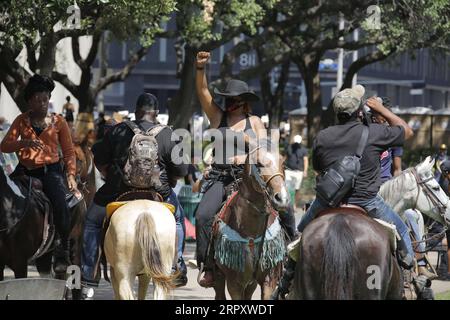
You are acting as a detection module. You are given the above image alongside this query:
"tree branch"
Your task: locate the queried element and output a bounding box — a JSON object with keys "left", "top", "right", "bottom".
{"left": 71, "top": 36, "right": 83, "bottom": 69}
{"left": 52, "top": 71, "right": 79, "bottom": 96}
{"left": 341, "top": 48, "right": 395, "bottom": 90}
{"left": 85, "top": 32, "right": 102, "bottom": 68}
{"left": 94, "top": 46, "right": 149, "bottom": 94}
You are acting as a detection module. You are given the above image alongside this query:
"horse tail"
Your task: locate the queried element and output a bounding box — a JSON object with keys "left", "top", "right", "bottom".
{"left": 136, "top": 211, "right": 175, "bottom": 294}
{"left": 321, "top": 214, "right": 357, "bottom": 300}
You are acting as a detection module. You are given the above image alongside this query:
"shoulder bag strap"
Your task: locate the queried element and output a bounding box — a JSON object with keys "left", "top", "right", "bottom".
{"left": 124, "top": 120, "right": 143, "bottom": 135}
{"left": 355, "top": 126, "right": 369, "bottom": 158}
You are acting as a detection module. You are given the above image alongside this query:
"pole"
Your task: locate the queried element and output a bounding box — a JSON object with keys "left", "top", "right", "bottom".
{"left": 97, "top": 32, "right": 107, "bottom": 113}
{"left": 336, "top": 16, "right": 345, "bottom": 92}
{"left": 352, "top": 28, "right": 359, "bottom": 87}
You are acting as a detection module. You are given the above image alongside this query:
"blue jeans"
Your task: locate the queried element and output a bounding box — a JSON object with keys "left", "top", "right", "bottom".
{"left": 404, "top": 209, "right": 425, "bottom": 266}
{"left": 297, "top": 194, "right": 414, "bottom": 259}
{"left": 81, "top": 189, "right": 185, "bottom": 286}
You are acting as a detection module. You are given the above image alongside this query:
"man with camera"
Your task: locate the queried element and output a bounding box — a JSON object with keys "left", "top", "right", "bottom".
{"left": 272, "top": 85, "right": 415, "bottom": 299}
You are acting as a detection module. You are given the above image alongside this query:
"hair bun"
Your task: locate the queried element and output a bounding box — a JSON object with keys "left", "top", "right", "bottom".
{"left": 29, "top": 74, "right": 55, "bottom": 92}
{"left": 24, "top": 74, "right": 55, "bottom": 101}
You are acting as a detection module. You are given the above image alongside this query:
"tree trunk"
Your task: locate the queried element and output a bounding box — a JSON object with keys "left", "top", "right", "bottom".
{"left": 168, "top": 45, "right": 196, "bottom": 129}
{"left": 295, "top": 55, "right": 322, "bottom": 146}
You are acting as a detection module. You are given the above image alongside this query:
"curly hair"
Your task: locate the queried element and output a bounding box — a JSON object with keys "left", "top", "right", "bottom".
{"left": 24, "top": 74, "right": 55, "bottom": 102}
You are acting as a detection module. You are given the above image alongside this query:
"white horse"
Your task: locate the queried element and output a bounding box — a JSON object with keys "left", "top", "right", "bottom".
{"left": 379, "top": 156, "right": 450, "bottom": 234}
{"left": 104, "top": 200, "right": 177, "bottom": 300}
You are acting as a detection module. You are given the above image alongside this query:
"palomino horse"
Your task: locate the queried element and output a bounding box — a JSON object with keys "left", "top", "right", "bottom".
{"left": 212, "top": 147, "right": 290, "bottom": 300}
{"left": 104, "top": 200, "right": 177, "bottom": 300}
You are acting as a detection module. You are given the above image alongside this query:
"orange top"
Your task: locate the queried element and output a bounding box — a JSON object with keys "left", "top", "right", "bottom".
{"left": 0, "top": 112, "right": 76, "bottom": 176}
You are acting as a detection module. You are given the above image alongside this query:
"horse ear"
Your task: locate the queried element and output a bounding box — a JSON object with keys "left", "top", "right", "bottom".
{"left": 428, "top": 156, "right": 435, "bottom": 168}
{"left": 416, "top": 156, "right": 434, "bottom": 173}
{"left": 244, "top": 154, "right": 250, "bottom": 176}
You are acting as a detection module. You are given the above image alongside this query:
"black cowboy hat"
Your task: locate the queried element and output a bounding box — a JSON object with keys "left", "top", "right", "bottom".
{"left": 213, "top": 79, "right": 260, "bottom": 102}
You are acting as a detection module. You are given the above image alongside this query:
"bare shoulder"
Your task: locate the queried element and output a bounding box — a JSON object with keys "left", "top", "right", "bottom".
{"left": 249, "top": 115, "right": 265, "bottom": 128}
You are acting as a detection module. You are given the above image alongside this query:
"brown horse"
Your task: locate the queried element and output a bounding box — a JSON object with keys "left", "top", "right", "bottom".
{"left": 73, "top": 130, "right": 97, "bottom": 207}
{"left": 212, "top": 147, "right": 290, "bottom": 300}
{"left": 292, "top": 208, "right": 403, "bottom": 300}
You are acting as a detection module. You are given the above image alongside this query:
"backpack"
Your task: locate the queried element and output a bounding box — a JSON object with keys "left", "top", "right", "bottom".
{"left": 122, "top": 121, "right": 165, "bottom": 189}
{"left": 315, "top": 126, "right": 369, "bottom": 207}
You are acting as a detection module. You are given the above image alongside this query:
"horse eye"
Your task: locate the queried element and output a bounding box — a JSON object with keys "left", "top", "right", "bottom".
{"left": 432, "top": 185, "right": 440, "bottom": 191}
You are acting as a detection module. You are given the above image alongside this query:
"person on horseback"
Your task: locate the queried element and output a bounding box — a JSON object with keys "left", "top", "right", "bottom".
{"left": 80, "top": 93, "right": 188, "bottom": 296}
{"left": 272, "top": 85, "right": 416, "bottom": 299}
{"left": 372, "top": 97, "right": 436, "bottom": 280}
{"left": 195, "top": 51, "right": 296, "bottom": 288}
{"left": 0, "top": 74, "right": 79, "bottom": 273}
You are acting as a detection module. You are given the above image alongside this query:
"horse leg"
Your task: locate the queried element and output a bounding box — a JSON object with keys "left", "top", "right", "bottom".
{"left": 116, "top": 270, "right": 135, "bottom": 300}
{"left": 13, "top": 260, "right": 28, "bottom": 279}
{"left": 244, "top": 282, "right": 257, "bottom": 300}
{"left": 153, "top": 283, "right": 168, "bottom": 300}
{"left": 260, "top": 275, "right": 276, "bottom": 300}
{"left": 214, "top": 269, "right": 226, "bottom": 300}
{"left": 35, "top": 251, "right": 53, "bottom": 278}
{"left": 137, "top": 274, "right": 151, "bottom": 300}
{"left": 0, "top": 264, "right": 4, "bottom": 281}
{"left": 109, "top": 266, "right": 120, "bottom": 300}
{"left": 226, "top": 280, "right": 245, "bottom": 300}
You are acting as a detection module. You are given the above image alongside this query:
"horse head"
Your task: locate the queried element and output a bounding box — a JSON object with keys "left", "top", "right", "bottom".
{"left": 414, "top": 156, "right": 450, "bottom": 225}
{"left": 243, "top": 143, "right": 290, "bottom": 212}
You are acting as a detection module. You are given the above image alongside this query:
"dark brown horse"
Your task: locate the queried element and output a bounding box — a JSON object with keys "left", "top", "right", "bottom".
{"left": 292, "top": 208, "right": 403, "bottom": 300}
{"left": 0, "top": 164, "right": 87, "bottom": 298}
{"left": 0, "top": 165, "right": 51, "bottom": 280}
{"left": 212, "top": 147, "right": 290, "bottom": 300}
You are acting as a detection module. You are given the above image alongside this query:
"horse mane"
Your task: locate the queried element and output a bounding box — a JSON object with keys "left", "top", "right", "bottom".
{"left": 378, "top": 169, "right": 414, "bottom": 206}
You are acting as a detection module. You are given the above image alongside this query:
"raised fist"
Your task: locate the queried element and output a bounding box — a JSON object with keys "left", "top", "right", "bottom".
{"left": 196, "top": 51, "right": 210, "bottom": 68}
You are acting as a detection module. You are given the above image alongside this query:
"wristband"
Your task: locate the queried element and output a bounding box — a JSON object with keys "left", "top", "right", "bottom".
{"left": 196, "top": 66, "right": 205, "bottom": 70}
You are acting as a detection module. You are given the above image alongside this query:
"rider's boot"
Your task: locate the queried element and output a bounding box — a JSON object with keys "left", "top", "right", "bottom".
{"left": 271, "top": 256, "right": 297, "bottom": 300}
{"left": 418, "top": 264, "right": 438, "bottom": 280}
{"left": 396, "top": 237, "right": 415, "bottom": 270}
{"left": 279, "top": 206, "right": 299, "bottom": 243}
{"left": 54, "top": 239, "right": 71, "bottom": 274}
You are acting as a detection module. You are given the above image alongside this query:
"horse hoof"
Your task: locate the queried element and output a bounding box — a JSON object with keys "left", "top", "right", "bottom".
{"left": 198, "top": 271, "right": 214, "bottom": 288}
{"left": 174, "top": 274, "right": 188, "bottom": 287}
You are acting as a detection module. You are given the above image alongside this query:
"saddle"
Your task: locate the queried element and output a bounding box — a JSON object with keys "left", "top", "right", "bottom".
{"left": 317, "top": 204, "right": 368, "bottom": 218}
{"left": 10, "top": 166, "right": 83, "bottom": 209}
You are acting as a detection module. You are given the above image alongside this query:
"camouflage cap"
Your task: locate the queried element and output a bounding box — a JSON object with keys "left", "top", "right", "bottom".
{"left": 333, "top": 85, "right": 365, "bottom": 115}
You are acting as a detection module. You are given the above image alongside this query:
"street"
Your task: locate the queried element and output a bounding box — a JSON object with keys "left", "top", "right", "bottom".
{"left": 3, "top": 209, "right": 450, "bottom": 300}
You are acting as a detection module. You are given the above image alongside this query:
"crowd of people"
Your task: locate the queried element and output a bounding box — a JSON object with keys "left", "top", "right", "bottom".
{"left": 0, "top": 53, "right": 449, "bottom": 300}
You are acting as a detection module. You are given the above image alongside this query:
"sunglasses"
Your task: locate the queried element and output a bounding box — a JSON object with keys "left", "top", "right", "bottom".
{"left": 225, "top": 98, "right": 246, "bottom": 109}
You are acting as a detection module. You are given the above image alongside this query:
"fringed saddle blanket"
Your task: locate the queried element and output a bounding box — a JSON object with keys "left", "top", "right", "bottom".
{"left": 212, "top": 192, "right": 286, "bottom": 273}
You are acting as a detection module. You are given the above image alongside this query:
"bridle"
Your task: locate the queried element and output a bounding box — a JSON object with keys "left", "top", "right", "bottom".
{"left": 408, "top": 167, "right": 449, "bottom": 252}
{"left": 409, "top": 167, "right": 449, "bottom": 221}
{"left": 241, "top": 146, "right": 285, "bottom": 215}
